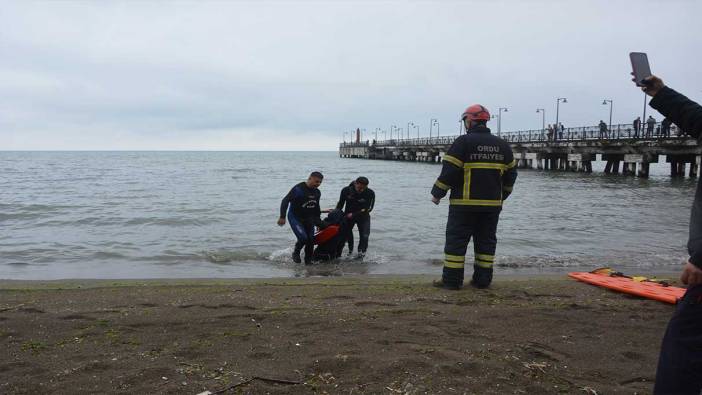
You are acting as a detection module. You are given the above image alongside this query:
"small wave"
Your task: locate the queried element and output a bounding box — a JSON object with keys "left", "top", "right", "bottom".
{"left": 267, "top": 248, "right": 294, "bottom": 263}
{"left": 267, "top": 248, "right": 384, "bottom": 267}
{"left": 21, "top": 204, "right": 77, "bottom": 212}
{"left": 0, "top": 212, "right": 46, "bottom": 221}
{"left": 72, "top": 216, "right": 123, "bottom": 226}
{"left": 137, "top": 251, "right": 204, "bottom": 264}
{"left": 204, "top": 249, "right": 270, "bottom": 263}
{"left": 91, "top": 251, "right": 129, "bottom": 260}
{"left": 124, "top": 217, "right": 207, "bottom": 226}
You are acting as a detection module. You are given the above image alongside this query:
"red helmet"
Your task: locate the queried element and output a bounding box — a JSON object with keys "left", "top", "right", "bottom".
{"left": 461, "top": 104, "right": 491, "bottom": 122}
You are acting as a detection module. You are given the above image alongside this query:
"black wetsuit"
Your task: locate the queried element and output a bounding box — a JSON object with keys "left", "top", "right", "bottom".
{"left": 336, "top": 182, "right": 375, "bottom": 254}
{"left": 280, "top": 182, "right": 323, "bottom": 264}
{"left": 649, "top": 86, "right": 702, "bottom": 394}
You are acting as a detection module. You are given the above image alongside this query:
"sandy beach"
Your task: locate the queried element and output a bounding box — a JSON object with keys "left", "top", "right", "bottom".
{"left": 0, "top": 274, "right": 678, "bottom": 394}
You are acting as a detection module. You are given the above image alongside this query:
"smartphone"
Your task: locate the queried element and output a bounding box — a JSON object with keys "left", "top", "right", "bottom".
{"left": 630, "top": 52, "right": 652, "bottom": 86}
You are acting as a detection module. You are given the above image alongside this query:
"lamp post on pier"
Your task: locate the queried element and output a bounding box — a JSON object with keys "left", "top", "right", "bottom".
{"left": 555, "top": 97, "right": 567, "bottom": 139}
{"left": 497, "top": 107, "right": 508, "bottom": 136}
{"left": 432, "top": 119, "right": 439, "bottom": 138}
{"left": 390, "top": 125, "right": 397, "bottom": 139}
{"left": 374, "top": 128, "right": 380, "bottom": 140}
{"left": 407, "top": 122, "right": 415, "bottom": 139}
{"left": 602, "top": 99, "right": 613, "bottom": 134}
{"left": 536, "top": 108, "right": 545, "bottom": 134}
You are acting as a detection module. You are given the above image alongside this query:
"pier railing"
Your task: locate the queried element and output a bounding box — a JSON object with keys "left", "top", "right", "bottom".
{"left": 340, "top": 122, "right": 689, "bottom": 148}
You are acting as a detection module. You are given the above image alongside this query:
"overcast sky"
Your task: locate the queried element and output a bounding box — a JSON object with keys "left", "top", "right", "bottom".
{"left": 1, "top": 0, "right": 700, "bottom": 150}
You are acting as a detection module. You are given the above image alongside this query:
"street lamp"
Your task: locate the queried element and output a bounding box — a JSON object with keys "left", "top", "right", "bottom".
{"left": 555, "top": 97, "right": 567, "bottom": 138}
{"left": 431, "top": 119, "right": 439, "bottom": 138}
{"left": 360, "top": 128, "right": 366, "bottom": 142}
{"left": 382, "top": 130, "right": 387, "bottom": 140}
{"left": 390, "top": 125, "right": 397, "bottom": 139}
{"left": 374, "top": 128, "right": 380, "bottom": 140}
{"left": 602, "top": 99, "right": 613, "bottom": 133}
{"left": 497, "top": 107, "right": 508, "bottom": 136}
{"left": 407, "top": 122, "right": 415, "bottom": 139}
{"left": 536, "top": 108, "right": 545, "bottom": 133}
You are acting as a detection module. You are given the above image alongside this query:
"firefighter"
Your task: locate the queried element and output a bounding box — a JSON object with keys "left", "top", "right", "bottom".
{"left": 430, "top": 104, "right": 517, "bottom": 289}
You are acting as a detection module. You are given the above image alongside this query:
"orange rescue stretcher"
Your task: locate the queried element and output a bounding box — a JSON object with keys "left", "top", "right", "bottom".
{"left": 568, "top": 268, "right": 686, "bottom": 304}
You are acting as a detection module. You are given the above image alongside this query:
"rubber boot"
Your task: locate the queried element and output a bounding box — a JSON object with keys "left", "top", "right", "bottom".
{"left": 436, "top": 267, "right": 464, "bottom": 290}
{"left": 292, "top": 247, "right": 302, "bottom": 264}
{"left": 432, "top": 279, "right": 461, "bottom": 290}
{"left": 471, "top": 265, "right": 493, "bottom": 289}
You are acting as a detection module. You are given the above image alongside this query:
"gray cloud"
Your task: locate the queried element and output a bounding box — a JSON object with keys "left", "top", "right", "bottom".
{"left": 1, "top": 0, "right": 700, "bottom": 150}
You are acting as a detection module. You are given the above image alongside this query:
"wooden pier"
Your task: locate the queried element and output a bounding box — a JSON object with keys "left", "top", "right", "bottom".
{"left": 339, "top": 123, "right": 702, "bottom": 178}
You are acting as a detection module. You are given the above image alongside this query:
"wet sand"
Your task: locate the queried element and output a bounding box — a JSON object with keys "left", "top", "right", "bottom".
{"left": 0, "top": 274, "right": 678, "bottom": 394}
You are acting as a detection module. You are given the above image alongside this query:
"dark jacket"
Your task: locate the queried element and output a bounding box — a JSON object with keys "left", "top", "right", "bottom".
{"left": 336, "top": 182, "right": 375, "bottom": 217}
{"left": 280, "top": 182, "right": 322, "bottom": 225}
{"left": 431, "top": 125, "right": 517, "bottom": 212}
{"left": 313, "top": 209, "right": 349, "bottom": 261}
{"left": 650, "top": 86, "right": 702, "bottom": 267}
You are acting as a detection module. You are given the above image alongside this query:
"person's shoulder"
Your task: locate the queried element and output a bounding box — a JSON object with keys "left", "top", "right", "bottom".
{"left": 450, "top": 134, "right": 466, "bottom": 144}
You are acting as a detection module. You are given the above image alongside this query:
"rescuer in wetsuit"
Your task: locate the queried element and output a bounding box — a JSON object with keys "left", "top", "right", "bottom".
{"left": 431, "top": 104, "right": 518, "bottom": 289}
{"left": 278, "top": 172, "right": 326, "bottom": 265}
{"left": 336, "top": 176, "right": 375, "bottom": 259}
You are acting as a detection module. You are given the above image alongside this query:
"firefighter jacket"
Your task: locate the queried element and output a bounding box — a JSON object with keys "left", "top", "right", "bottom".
{"left": 430, "top": 125, "right": 517, "bottom": 211}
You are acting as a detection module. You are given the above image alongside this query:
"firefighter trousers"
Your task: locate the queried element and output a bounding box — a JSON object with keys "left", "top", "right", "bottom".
{"left": 442, "top": 208, "right": 500, "bottom": 286}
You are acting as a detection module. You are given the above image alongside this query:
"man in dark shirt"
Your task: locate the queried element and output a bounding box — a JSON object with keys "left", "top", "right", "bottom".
{"left": 637, "top": 75, "right": 702, "bottom": 394}
{"left": 336, "top": 176, "right": 375, "bottom": 259}
{"left": 278, "top": 172, "right": 325, "bottom": 265}
{"left": 646, "top": 115, "right": 656, "bottom": 137}
{"left": 633, "top": 117, "right": 641, "bottom": 138}
{"left": 598, "top": 120, "right": 608, "bottom": 139}
{"left": 661, "top": 117, "right": 672, "bottom": 138}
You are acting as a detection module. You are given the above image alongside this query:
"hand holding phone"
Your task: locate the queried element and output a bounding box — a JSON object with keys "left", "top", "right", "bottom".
{"left": 630, "top": 52, "right": 652, "bottom": 87}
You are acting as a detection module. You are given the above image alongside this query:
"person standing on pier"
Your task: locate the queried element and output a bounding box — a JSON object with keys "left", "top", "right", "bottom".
{"left": 335, "top": 176, "right": 375, "bottom": 260}
{"left": 635, "top": 75, "right": 702, "bottom": 394}
{"left": 278, "top": 172, "right": 326, "bottom": 265}
{"left": 598, "top": 120, "right": 608, "bottom": 139}
{"left": 661, "top": 117, "right": 672, "bottom": 137}
{"left": 646, "top": 115, "right": 656, "bottom": 137}
{"left": 633, "top": 117, "right": 641, "bottom": 138}
{"left": 430, "top": 104, "right": 518, "bottom": 290}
